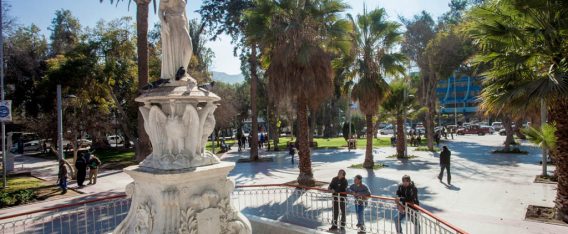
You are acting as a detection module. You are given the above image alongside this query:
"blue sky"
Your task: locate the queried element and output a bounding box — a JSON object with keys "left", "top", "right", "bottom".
{"left": 8, "top": 0, "right": 451, "bottom": 75}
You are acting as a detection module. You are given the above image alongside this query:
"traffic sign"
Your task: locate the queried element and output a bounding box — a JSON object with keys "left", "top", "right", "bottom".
{"left": 0, "top": 100, "right": 11, "bottom": 122}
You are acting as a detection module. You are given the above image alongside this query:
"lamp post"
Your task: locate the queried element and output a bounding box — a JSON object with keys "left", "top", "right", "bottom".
{"left": 1, "top": 0, "right": 6, "bottom": 188}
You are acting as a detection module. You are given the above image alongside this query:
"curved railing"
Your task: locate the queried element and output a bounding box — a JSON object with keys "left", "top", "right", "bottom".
{"left": 234, "top": 183, "right": 468, "bottom": 234}
{"left": 0, "top": 183, "right": 467, "bottom": 234}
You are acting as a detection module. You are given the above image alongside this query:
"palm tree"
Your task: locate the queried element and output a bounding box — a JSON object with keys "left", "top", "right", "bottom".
{"left": 100, "top": 0, "right": 155, "bottom": 161}
{"left": 382, "top": 79, "right": 415, "bottom": 158}
{"left": 467, "top": 0, "right": 568, "bottom": 222}
{"left": 245, "top": 0, "right": 352, "bottom": 185}
{"left": 349, "top": 6, "right": 406, "bottom": 168}
{"left": 523, "top": 123, "right": 557, "bottom": 177}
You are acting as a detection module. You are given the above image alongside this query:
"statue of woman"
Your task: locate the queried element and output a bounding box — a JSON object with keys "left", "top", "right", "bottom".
{"left": 159, "top": 0, "right": 192, "bottom": 82}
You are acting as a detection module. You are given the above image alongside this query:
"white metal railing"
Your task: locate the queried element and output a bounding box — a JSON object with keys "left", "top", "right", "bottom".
{"left": 0, "top": 184, "right": 467, "bottom": 234}
{"left": 232, "top": 184, "right": 468, "bottom": 234}
{"left": 0, "top": 195, "right": 130, "bottom": 234}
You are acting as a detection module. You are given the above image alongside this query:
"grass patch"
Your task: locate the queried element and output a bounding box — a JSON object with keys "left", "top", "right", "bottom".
{"left": 415, "top": 146, "right": 440, "bottom": 152}
{"left": 492, "top": 148, "right": 528, "bottom": 154}
{"left": 274, "top": 137, "right": 390, "bottom": 150}
{"left": 95, "top": 149, "right": 137, "bottom": 169}
{"left": 386, "top": 155, "right": 419, "bottom": 159}
{"left": 0, "top": 176, "right": 45, "bottom": 208}
{"left": 525, "top": 205, "right": 568, "bottom": 226}
{"left": 348, "top": 163, "right": 387, "bottom": 170}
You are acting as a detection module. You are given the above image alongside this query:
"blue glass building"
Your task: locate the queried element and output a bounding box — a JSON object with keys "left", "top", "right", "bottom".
{"left": 436, "top": 75, "right": 482, "bottom": 119}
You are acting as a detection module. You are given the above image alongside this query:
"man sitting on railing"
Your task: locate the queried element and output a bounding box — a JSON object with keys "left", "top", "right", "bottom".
{"left": 394, "top": 175, "right": 420, "bottom": 234}
{"left": 348, "top": 175, "right": 371, "bottom": 232}
{"left": 328, "top": 169, "right": 348, "bottom": 231}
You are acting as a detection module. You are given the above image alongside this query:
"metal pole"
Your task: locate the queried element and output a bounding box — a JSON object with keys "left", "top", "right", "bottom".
{"left": 57, "top": 85, "right": 64, "bottom": 161}
{"left": 453, "top": 73, "right": 457, "bottom": 126}
{"left": 540, "top": 99, "right": 547, "bottom": 176}
{"left": 347, "top": 84, "right": 352, "bottom": 151}
{"left": 1, "top": 0, "right": 6, "bottom": 189}
{"left": 403, "top": 64, "right": 410, "bottom": 157}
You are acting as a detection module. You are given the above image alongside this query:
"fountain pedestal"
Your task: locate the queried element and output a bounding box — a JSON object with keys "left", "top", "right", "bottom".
{"left": 114, "top": 162, "right": 250, "bottom": 234}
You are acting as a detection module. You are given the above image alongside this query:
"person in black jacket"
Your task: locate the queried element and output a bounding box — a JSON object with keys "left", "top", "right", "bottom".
{"left": 394, "top": 175, "right": 420, "bottom": 234}
{"left": 438, "top": 146, "right": 451, "bottom": 184}
{"left": 328, "top": 169, "right": 348, "bottom": 231}
{"left": 75, "top": 154, "right": 88, "bottom": 187}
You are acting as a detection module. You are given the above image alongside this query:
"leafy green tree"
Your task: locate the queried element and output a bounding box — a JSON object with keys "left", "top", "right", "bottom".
{"left": 466, "top": 0, "right": 568, "bottom": 222}
{"left": 423, "top": 28, "right": 472, "bottom": 151}
{"left": 349, "top": 6, "right": 406, "bottom": 168}
{"left": 199, "top": 0, "right": 262, "bottom": 161}
{"left": 49, "top": 9, "right": 82, "bottom": 55}
{"left": 523, "top": 123, "right": 557, "bottom": 176}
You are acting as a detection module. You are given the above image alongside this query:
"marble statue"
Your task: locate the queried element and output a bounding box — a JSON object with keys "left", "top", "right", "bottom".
{"left": 159, "top": 0, "right": 192, "bottom": 81}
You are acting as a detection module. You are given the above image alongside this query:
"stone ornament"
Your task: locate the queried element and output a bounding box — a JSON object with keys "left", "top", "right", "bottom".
{"left": 134, "top": 202, "right": 154, "bottom": 234}
{"left": 139, "top": 101, "right": 220, "bottom": 170}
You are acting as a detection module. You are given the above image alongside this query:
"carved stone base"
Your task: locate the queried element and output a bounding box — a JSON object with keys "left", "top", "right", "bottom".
{"left": 113, "top": 162, "right": 251, "bottom": 234}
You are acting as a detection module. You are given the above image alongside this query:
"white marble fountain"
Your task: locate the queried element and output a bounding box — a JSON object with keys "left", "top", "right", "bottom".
{"left": 113, "top": 0, "right": 251, "bottom": 233}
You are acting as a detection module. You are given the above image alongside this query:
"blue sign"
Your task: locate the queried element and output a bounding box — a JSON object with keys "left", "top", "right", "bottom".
{"left": 0, "top": 101, "right": 11, "bottom": 122}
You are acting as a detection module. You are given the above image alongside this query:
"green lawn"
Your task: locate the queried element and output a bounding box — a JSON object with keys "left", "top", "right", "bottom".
{"left": 266, "top": 136, "right": 391, "bottom": 150}
{"left": 4, "top": 176, "right": 45, "bottom": 193}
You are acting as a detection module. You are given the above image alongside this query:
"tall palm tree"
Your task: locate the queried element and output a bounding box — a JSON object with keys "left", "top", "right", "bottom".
{"left": 100, "top": 0, "right": 155, "bottom": 161}
{"left": 349, "top": 6, "right": 406, "bottom": 168}
{"left": 246, "top": 0, "right": 352, "bottom": 185}
{"left": 467, "top": 0, "right": 568, "bottom": 222}
{"left": 382, "top": 79, "right": 415, "bottom": 158}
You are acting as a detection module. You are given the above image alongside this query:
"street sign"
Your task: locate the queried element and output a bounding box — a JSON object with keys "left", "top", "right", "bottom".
{"left": 0, "top": 100, "right": 11, "bottom": 122}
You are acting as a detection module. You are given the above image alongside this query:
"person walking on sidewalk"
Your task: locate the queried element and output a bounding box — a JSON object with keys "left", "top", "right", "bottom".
{"left": 438, "top": 146, "right": 451, "bottom": 184}
{"left": 288, "top": 143, "right": 295, "bottom": 164}
{"left": 394, "top": 175, "right": 420, "bottom": 234}
{"left": 88, "top": 154, "right": 102, "bottom": 185}
{"left": 348, "top": 175, "right": 371, "bottom": 232}
{"left": 57, "top": 160, "right": 68, "bottom": 194}
{"left": 328, "top": 169, "right": 348, "bottom": 231}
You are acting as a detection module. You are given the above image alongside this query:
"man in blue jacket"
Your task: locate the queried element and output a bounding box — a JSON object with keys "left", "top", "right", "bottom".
{"left": 348, "top": 175, "right": 371, "bottom": 232}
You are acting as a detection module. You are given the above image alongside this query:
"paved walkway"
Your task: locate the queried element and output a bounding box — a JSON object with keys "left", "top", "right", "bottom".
{"left": 1, "top": 135, "right": 566, "bottom": 234}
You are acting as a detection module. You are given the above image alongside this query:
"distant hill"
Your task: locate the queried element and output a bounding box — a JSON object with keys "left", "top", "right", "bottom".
{"left": 211, "top": 71, "right": 245, "bottom": 84}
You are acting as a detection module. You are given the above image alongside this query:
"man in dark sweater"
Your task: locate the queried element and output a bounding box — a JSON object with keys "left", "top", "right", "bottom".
{"left": 394, "top": 175, "right": 420, "bottom": 234}
{"left": 328, "top": 169, "right": 348, "bottom": 231}
{"left": 438, "top": 146, "right": 451, "bottom": 184}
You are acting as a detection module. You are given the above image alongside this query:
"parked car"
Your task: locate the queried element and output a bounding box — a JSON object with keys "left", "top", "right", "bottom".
{"left": 10, "top": 140, "right": 42, "bottom": 153}
{"left": 107, "top": 135, "right": 124, "bottom": 144}
{"left": 456, "top": 124, "right": 491, "bottom": 135}
{"left": 491, "top": 122, "right": 503, "bottom": 131}
{"left": 378, "top": 126, "right": 395, "bottom": 135}
{"left": 480, "top": 125, "right": 495, "bottom": 134}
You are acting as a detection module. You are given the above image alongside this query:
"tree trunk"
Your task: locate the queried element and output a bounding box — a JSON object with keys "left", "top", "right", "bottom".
{"left": 363, "top": 114, "right": 374, "bottom": 169}
{"left": 249, "top": 44, "right": 259, "bottom": 161}
{"left": 109, "top": 87, "right": 136, "bottom": 148}
{"left": 425, "top": 104, "right": 435, "bottom": 150}
{"left": 549, "top": 99, "right": 568, "bottom": 223}
{"left": 503, "top": 116, "right": 514, "bottom": 151}
{"left": 309, "top": 109, "right": 316, "bottom": 143}
{"left": 268, "top": 106, "right": 279, "bottom": 151}
{"left": 135, "top": 0, "right": 152, "bottom": 162}
{"left": 396, "top": 114, "right": 405, "bottom": 158}
{"left": 297, "top": 96, "right": 314, "bottom": 186}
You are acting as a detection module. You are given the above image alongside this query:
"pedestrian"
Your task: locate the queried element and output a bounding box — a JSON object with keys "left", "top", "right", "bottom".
{"left": 57, "top": 160, "right": 68, "bottom": 194}
{"left": 391, "top": 135, "right": 396, "bottom": 147}
{"left": 42, "top": 141, "right": 48, "bottom": 154}
{"left": 288, "top": 143, "right": 295, "bottom": 164}
{"left": 75, "top": 154, "right": 88, "bottom": 187}
{"left": 438, "top": 146, "right": 451, "bottom": 185}
{"left": 410, "top": 134, "right": 415, "bottom": 147}
{"left": 450, "top": 128, "right": 454, "bottom": 140}
{"left": 434, "top": 132, "right": 440, "bottom": 147}
{"left": 394, "top": 175, "right": 420, "bottom": 234}
{"left": 237, "top": 137, "right": 242, "bottom": 152}
{"left": 260, "top": 133, "right": 265, "bottom": 149}
{"left": 328, "top": 169, "right": 348, "bottom": 231}
{"left": 88, "top": 154, "right": 102, "bottom": 185}
{"left": 416, "top": 134, "right": 421, "bottom": 146}
{"left": 348, "top": 175, "right": 371, "bottom": 232}
{"left": 443, "top": 127, "right": 448, "bottom": 140}
{"left": 248, "top": 135, "right": 252, "bottom": 148}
